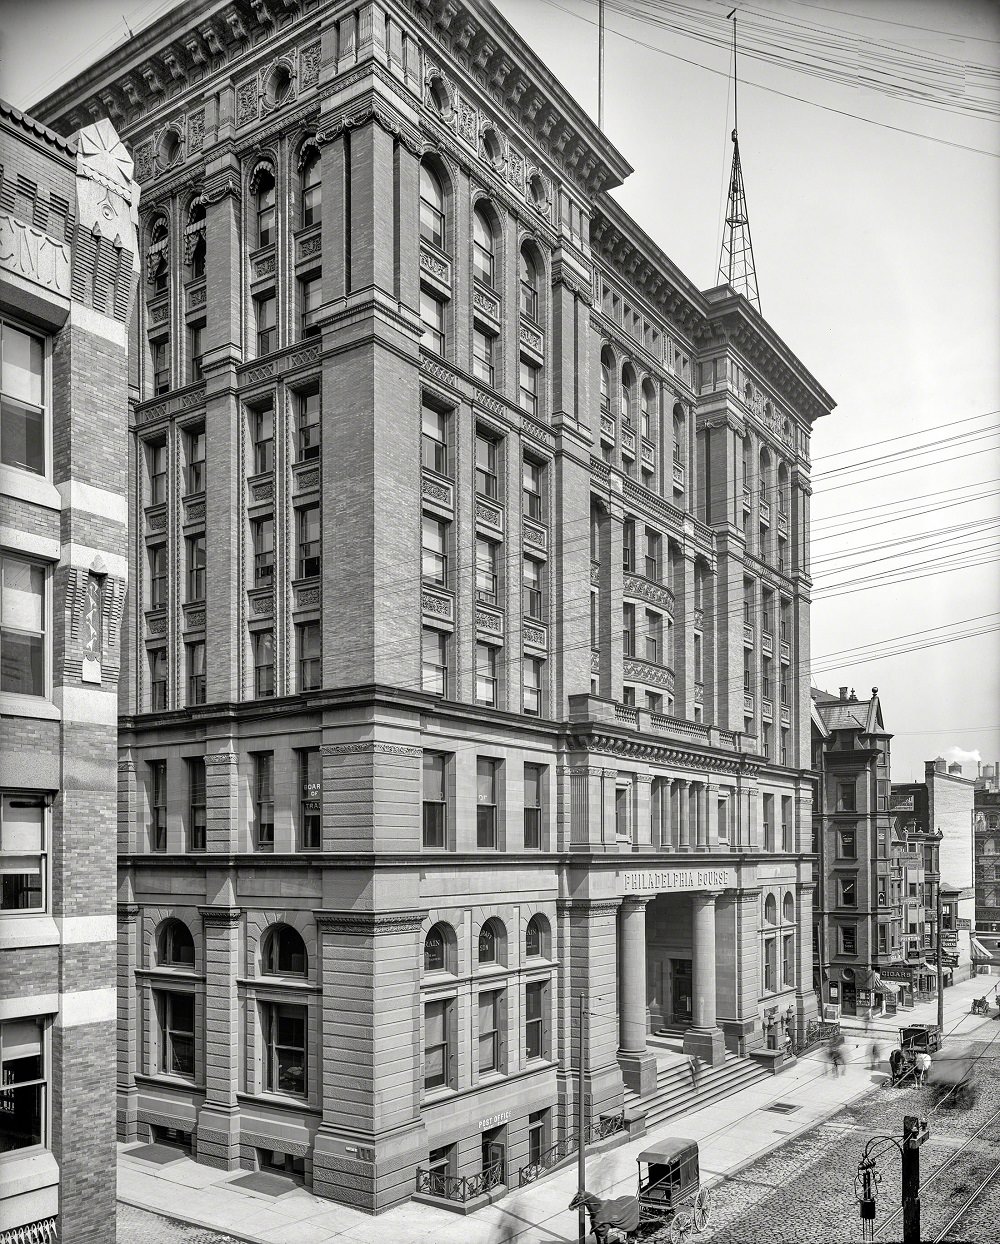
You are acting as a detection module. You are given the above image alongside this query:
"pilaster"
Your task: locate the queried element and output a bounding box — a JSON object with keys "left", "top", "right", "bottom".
{"left": 116, "top": 903, "right": 140, "bottom": 1142}
{"left": 196, "top": 906, "right": 242, "bottom": 1170}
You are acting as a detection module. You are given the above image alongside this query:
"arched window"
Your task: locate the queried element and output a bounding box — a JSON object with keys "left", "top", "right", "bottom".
{"left": 525, "top": 914, "right": 549, "bottom": 958}
{"left": 158, "top": 919, "right": 195, "bottom": 967}
{"left": 764, "top": 893, "right": 777, "bottom": 925}
{"left": 472, "top": 206, "right": 495, "bottom": 288}
{"left": 519, "top": 247, "right": 539, "bottom": 322}
{"left": 672, "top": 404, "right": 685, "bottom": 466}
{"left": 759, "top": 448, "right": 771, "bottom": 501}
{"left": 620, "top": 366, "right": 634, "bottom": 427}
{"left": 478, "top": 917, "right": 505, "bottom": 967}
{"left": 777, "top": 462, "right": 789, "bottom": 516}
{"left": 600, "top": 348, "right": 613, "bottom": 413}
{"left": 150, "top": 218, "right": 169, "bottom": 294}
{"left": 640, "top": 381, "right": 655, "bottom": 440}
{"left": 424, "top": 922, "right": 454, "bottom": 973}
{"left": 301, "top": 149, "right": 321, "bottom": 228}
{"left": 256, "top": 171, "right": 276, "bottom": 248}
{"left": 783, "top": 891, "right": 795, "bottom": 923}
{"left": 187, "top": 201, "right": 206, "bottom": 280}
{"left": 419, "top": 161, "right": 446, "bottom": 251}
{"left": 262, "top": 924, "right": 307, "bottom": 976}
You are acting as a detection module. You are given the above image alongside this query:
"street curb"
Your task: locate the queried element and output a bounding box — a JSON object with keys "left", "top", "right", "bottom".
{"left": 117, "top": 1194, "right": 270, "bottom": 1244}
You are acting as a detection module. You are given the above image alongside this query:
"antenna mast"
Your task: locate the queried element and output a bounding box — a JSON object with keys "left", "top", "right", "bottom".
{"left": 718, "top": 11, "right": 761, "bottom": 312}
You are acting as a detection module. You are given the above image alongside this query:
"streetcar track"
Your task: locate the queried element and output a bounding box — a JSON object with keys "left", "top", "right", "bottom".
{"left": 931, "top": 1156, "right": 1000, "bottom": 1243}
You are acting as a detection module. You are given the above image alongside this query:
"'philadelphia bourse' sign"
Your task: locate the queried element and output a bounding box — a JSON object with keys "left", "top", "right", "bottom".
{"left": 620, "top": 867, "right": 733, "bottom": 896}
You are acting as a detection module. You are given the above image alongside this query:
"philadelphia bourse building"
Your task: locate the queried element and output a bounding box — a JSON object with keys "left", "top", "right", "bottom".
{"left": 33, "top": 0, "right": 835, "bottom": 1216}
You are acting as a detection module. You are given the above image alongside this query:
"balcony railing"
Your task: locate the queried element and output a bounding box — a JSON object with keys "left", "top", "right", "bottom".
{"left": 759, "top": 498, "right": 771, "bottom": 524}
{"left": 672, "top": 461, "right": 685, "bottom": 487}
{"left": 743, "top": 692, "right": 755, "bottom": 715}
{"left": 743, "top": 623, "right": 754, "bottom": 646}
{"left": 762, "top": 630, "right": 773, "bottom": 657}
{"left": 416, "top": 1159, "right": 505, "bottom": 1203}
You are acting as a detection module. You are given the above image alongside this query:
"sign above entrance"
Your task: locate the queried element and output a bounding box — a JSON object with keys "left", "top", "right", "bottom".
{"left": 620, "top": 867, "right": 733, "bottom": 896}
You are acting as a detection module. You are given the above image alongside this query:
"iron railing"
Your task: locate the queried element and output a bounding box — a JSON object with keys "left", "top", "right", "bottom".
{"left": 517, "top": 1113, "right": 628, "bottom": 1188}
{"left": 416, "top": 1158, "right": 505, "bottom": 1203}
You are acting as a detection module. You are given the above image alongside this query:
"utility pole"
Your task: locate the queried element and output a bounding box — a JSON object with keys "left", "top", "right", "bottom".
{"left": 577, "top": 992, "right": 588, "bottom": 1243}
{"left": 598, "top": 0, "right": 605, "bottom": 131}
{"left": 901, "top": 1115, "right": 927, "bottom": 1244}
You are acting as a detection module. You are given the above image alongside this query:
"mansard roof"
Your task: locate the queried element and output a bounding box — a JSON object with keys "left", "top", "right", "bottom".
{"left": 812, "top": 686, "right": 887, "bottom": 736}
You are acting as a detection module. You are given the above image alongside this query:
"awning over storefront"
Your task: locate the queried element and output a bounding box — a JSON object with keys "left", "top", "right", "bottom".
{"left": 972, "top": 936, "right": 999, "bottom": 961}
{"left": 872, "top": 975, "right": 900, "bottom": 995}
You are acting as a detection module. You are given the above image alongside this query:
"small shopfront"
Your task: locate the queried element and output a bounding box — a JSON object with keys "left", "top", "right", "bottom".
{"left": 879, "top": 963, "right": 916, "bottom": 1008}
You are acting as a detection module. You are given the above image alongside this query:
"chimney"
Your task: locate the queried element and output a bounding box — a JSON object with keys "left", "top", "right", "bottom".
{"left": 948, "top": 762, "right": 962, "bottom": 776}
{"left": 935, "top": 756, "right": 946, "bottom": 773}
{"left": 838, "top": 686, "right": 848, "bottom": 700}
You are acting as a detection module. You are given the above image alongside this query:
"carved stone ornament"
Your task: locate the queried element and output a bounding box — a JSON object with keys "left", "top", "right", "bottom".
{"left": 315, "top": 910, "right": 426, "bottom": 935}
{"left": 320, "top": 742, "right": 422, "bottom": 757}
{"left": 421, "top": 589, "right": 452, "bottom": 620}
{"left": 188, "top": 110, "right": 205, "bottom": 151}
{"left": 237, "top": 81, "right": 259, "bottom": 127}
{"left": 421, "top": 476, "right": 450, "bottom": 505}
{"left": 0, "top": 215, "right": 70, "bottom": 296}
{"left": 300, "top": 42, "right": 321, "bottom": 88}
{"left": 76, "top": 119, "right": 139, "bottom": 255}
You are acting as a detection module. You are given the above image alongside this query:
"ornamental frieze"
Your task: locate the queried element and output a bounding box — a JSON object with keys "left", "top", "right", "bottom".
{"left": 0, "top": 214, "right": 70, "bottom": 296}
{"left": 623, "top": 573, "right": 674, "bottom": 614}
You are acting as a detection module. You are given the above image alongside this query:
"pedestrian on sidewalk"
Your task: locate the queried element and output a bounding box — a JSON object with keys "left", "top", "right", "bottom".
{"left": 828, "top": 1033, "right": 845, "bottom": 1077}
{"left": 868, "top": 1039, "right": 882, "bottom": 1071}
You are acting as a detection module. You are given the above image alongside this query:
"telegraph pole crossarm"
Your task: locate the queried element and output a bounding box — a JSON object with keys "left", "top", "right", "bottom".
{"left": 855, "top": 1117, "right": 930, "bottom": 1244}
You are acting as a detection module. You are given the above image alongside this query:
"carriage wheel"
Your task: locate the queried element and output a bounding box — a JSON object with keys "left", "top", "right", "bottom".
{"left": 669, "top": 1210, "right": 693, "bottom": 1242}
{"left": 693, "top": 1187, "right": 712, "bottom": 1232}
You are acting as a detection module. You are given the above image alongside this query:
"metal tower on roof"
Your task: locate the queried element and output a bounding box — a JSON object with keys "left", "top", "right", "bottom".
{"left": 719, "top": 12, "right": 761, "bottom": 312}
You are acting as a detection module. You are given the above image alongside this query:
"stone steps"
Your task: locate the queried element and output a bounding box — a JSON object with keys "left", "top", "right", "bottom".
{"left": 625, "top": 1049, "right": 771, "bottom": 1133}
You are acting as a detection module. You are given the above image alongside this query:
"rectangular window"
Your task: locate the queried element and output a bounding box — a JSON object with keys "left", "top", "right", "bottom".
{"left": 149, "top": 760, "right": 167, "bottom": 851}
{"left": 299, "top": 271, "right": 321, "bottom": 339}
{"left": 644, "top": 610, "right": 661, "bottom": 665}
{"left": 522, "top": 557, "right": 542, "bottom": 620}
{"left": 186, "top": 640, "right": 205, "bottom": 705}
{"left": 839, "top": 828, "right": 857, "bottom": 859}
{"left": 840, "top": 925, "right": 857, "bottom": 955}
{"left": 147, "top": 439, "right": 167, "bottom": 505}
{"left": 420, "top": 287, "right": 445, "bottom": 355}
{"left": 523, "top": 458, "right": 542, "bottom": 521}
{"left": 186, "top": 535, "right": 206, "bottom": 602}
{"left": 0, "top": 793, "right": 45, "bottom": 911}
{"left": 251, "top": 402, "right": 274, "bottom": 475}
{"left": 253, "top": 753, "right": 274, "bottom": 851}
{"left": 297, "top": 621, "right": 321, "bottom": 692}
{"left": 528, "top": 1111, "right": 548, "bottom": 1167}
{"left": 518, "top": 356, "right": 539, "bottom": 416}
{"left": 255, "top": 293, "right": 276, "bottom": 357}
{"left": 524, "top": 764, "right": 543, "bottom": 849}
{"left": 475, "top": 642, "right": 498, "bottom": 707}
{"left": 253, "top": 630, "right": 275, "bottom": 698}
{"left": 623, "top": 603, "right": 635, "bottom": 657}
{"left": 473, "top": 326, "right": 495, "bottom": 387}
{"left": 838, "top": 782, "right": 856, "bottom": 813}
{"left": 252, "top": 517, "right": 274, "bottom": 587}
{"left": 187, "top": 321, "right": 204, "bottom": 384}
{"left": 424, "top": 998, "right": 454, "bottom": 1090}
{"left": 782, "top": 934, "right": 794, "bottom": 986}
{"left": 644, "top": 529, "right": 661, "bottom": 582}
{"left": 187, "top": 758, "right": 206, "bottom": 851}
{"left": 475, "top": 432, "right": 498, "bottom": 498}
{"left": 262, "top": 1002, "right": 306, "bottom": 1097}
{"left": 298, "top": 749, "right": 321, "bottom": 850}
{"left": 149, "top": 648, "right": 167, "bottom": 711}
{"left": 422, "top": 628, "right": 447, "bottom": 697}
{"left": 878, "top": 924, "right": 889, "bottom": 955}
{"left": 476, "top": 538, "right": 498, "bottom": 604}
{"left": 422, "top": 515, "right": 448, "bottom": 586}
{"left": 764, "top": 937, "right": 776, "bottom": 992}
{"left": 478, "top": 990, "right": 503, "bottom": 1075}
{"left": 422, "top": 752, "right": 447, "bottom": 848}
{"left": 1, "top": 557, "right": 46, "bottom": 697}
{"left": 185, "top": 426, "right": 205, "bottom": 494}
{"left": 525, "top": 981, "right": 548, "bottom": 1061}
{"left": 296, "top": 505, "right": 320, "bottom": 579}
{"left": 477, "top": 757, "right": 499, "bottom": 849}
{"left": 296, "top": 387, "right": 320, "bottom": 462}
{"left": 616, "top": 786, "right": 630, "bottom": 839}
{"left": 151, "top": 337, "right": 169, "bottom": 395}
{"left": 0, "top": 1017, "right": 45, "bottom": 1149}
{"left": 1, "top": 321, "right": 46, "bottom": 476}
{"left": 523, "top": 656, "right": 542, "bottom": 717}
{"left": 421, "top": 401, "right": 449, "bottom": 475}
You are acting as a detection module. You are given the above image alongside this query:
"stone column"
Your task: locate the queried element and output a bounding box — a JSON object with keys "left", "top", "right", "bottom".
{"left": 677, "top": 780, "right": 690, "bottom": 848}
{"left": 683, "top": 892, "right": 725, "bottom": 1065}
{"left": 116, "top": 903, "right": 140, "bottom": 1141}
{"left": 618, "top": 898, "right": 657, "bottom": 1094}
{"left": 196, "top": 906, "right": 242, "bottom": 1169}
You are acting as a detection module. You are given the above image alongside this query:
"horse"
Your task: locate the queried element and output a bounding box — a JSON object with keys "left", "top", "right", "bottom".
{"left": 568, "top": 1187, "right": 641, "bottom": 1243}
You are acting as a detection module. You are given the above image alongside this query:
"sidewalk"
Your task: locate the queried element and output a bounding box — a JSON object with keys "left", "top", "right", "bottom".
{"left": 838, "top": 970, "right": 995, "bottom": 1040}
{"left": 118, "top": 978, "right": 997, "bottom": 1244}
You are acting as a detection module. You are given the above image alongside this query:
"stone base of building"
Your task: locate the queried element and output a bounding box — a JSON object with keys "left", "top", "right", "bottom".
{"left": 683, "top": 1026, "right": 726, "bottom": 1066}
{"left": 617, "top": 1049, "right": 658, "bottom": 1095}
{"left": 312, "top": 1119, "right": 427, "bottom": 1214}
{"left": 196, "top": 1103, "right": 241, "bottom": 1170}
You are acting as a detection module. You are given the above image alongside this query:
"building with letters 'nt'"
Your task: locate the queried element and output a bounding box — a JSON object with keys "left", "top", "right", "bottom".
{"left": 33, "top": 0, "right": 834, "bottom": 1216}
{"left": 0, "top": 105, "right": 139, "bottom": 1243}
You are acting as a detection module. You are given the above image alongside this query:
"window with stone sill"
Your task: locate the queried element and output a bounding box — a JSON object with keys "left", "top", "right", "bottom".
{"left": 261, "top": 924, "right": 307, "bottom": 977}
{"left": 1, "top": 556, "right": 47, "bottom": 700}
{"left": 301, "top": 150, "right": 322, "bottom": 228}
{"left": 424, "top": 997, "right": 456, "bottom": 1091}
{"left": 0, "top": 1017, "right": 47, "bottom": 1151}
{"left": 1, "top": 320, "right": 47, "bottom": 478}
{"left": 0, "top": 792, "right": 46, "bottom": 913}
{"left": 158, "top": 919, "right": 195, "bottom": 968}
{"left": 157, "top": 990, "right": 195, "bottom": 1079}
{"left": 148, "top": 648, "right": 167, "bottom": 713}
{"left": 478, "top": 988, "right": 505, "bottom": 1076}
{"left": 261, "top": 1001, "right": 306, "bottom": 1098}
{"left": 186, "top": 641, "right": 205, "bottom": 708}
{"left": 421, "top": 399, "right": 449, "bottom": 476}
{"left": 477, "top": 916, "right": 506, "bottom": 968}
{"left": 524, "top": 979, "right": 549, "bottom": 1061}
{"left": 297, "top": 749, "right": 321, "bottom": 850}
{"left": 185, "top": 425, "right": 205, "bottom": 494}
{"left": 295, "top": 386, "right": 320, "bottom": 463}
{"left": 186, "top": 757, "right": 206, "bottom": 849}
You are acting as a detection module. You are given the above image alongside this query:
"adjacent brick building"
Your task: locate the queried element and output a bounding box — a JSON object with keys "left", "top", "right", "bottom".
{"left": 33, "top": 0, "right": 833, "bottom": 1214}
{"left": 0, "top": 103, "right": 138, "bottom": 1242}
{"left": 974, "top": 763, "right": 1000, "bottom": 937}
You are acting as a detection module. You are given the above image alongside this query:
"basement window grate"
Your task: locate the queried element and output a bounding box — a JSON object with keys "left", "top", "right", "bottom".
{"left": 763, "top": 1102, "right": 801, "bottom": 1115}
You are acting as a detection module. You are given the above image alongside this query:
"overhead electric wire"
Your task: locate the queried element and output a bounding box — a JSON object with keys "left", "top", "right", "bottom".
{"left": 810, "top": 624, "right": 1000, "bottom": 676}
{"left": 816, "top": 444, "right": 1000, "bottom": 493}
{"left": 812, "top": 484, "right": 1000, "bottom": 536}
{"left": 755, "top": 0, "right": 1000, "bottom": 49}
{"left": 536, "top": 0, "right": 1000, "bottom": 157}
{"left": 811, "top": 514, "right": 1000, "bottom": 567}
{"left": 812, "top": 425, "right": 1000, "bottom": 480}
{"left": 812, "top": 409, "right": 999, "bottom": 463}
{"left": 810, "top": 611, "right": 1000, "bottom": 661}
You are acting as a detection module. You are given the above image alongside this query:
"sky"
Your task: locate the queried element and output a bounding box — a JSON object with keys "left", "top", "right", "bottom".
{"left": 2, "top": 0, "right": 998, "bottom": 783}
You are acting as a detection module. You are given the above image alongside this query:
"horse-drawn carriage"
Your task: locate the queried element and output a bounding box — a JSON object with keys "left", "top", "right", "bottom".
{"left": 887, "top": 1023, "right": 941, "bottom": 1087}
{"left": 971, "top": 996, "right": 991, "bottom": 1016}
{"left": 569, "top": 1138, "right": 711, "bottom": 1242}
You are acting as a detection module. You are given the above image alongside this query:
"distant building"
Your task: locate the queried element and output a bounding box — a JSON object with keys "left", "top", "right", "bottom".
{"left": 31, "top": 0, "right": 833, "bottom": 1215}
{"left": 811, "top": 686, "right": 916, "bottom": 1015}
{"left": 891, "top": 758, "right": 976, "bottom": 986}
{"left": 973, "top": 763, "right": 1000, "bottom": 953}
{"left": 0, "top": 103, "right": 138, "bottom": 1243}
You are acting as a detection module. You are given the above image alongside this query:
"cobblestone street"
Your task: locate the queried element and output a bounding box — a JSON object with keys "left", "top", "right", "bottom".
{"left": 117, "top": 1204, "right": 245, "bottom": 1244}
{"left": 700, "top": 1039, "right": 1000, "bottom": 1244}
